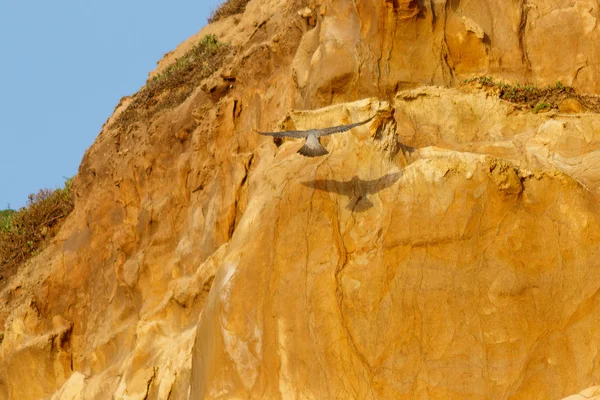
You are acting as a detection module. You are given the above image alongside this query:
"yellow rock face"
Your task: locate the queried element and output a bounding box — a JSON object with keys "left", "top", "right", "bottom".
{"left": 2, "top": 1, "right": 600, "bottom": 399}
{"left": 190, "top": 94, "right": 600, "bottom": 400}
{"left": 558, "top": 98, "right": 585, "bottom": 113}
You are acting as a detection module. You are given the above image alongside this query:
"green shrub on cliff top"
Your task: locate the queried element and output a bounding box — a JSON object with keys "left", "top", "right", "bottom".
{"left": 0, "top": 178, "right": 74, "bottom": 276}
{"left": 0, "top": 209, "right": 15, "bottom": 232}
{"left": 114, "top": 34, "right": 230, "bottom": 127}
{"left": 151, "top": 34, "right": 224, "bottom": 85}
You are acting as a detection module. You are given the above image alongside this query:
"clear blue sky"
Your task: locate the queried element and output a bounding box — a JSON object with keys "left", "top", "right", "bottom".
{"left": 0, "top": 0, "right": 223, "bottom": 209}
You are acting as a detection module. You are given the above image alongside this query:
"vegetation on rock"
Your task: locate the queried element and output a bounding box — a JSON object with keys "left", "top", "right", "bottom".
{"left": 0, "top": 178, "right": 74, "bottom": 278}
{"left": 463, "top": 77, "right": 600, "bottom": 112}
{"left": 533, "top": 102, "right": 551, "bottom": 114}
{"left": 208, "top": 0, "right": 250, "bottom": 23}
{"left": 114, "top": 34, "right": 230, "bottom": 127}
{"left": 0, "top": 209, "right": 15, "bottom": 232}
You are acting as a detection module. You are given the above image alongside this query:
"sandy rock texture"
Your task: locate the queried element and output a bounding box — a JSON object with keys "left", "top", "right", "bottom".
{"left": 2, "top": 0, "right": 600, "bottom": 399}
{"left": 190, "top": 92, "right": 600, "bottom": 399}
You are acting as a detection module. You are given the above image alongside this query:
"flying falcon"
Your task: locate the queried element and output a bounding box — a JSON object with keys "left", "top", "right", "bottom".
{"left": 254, "top": 115, "right": 375, "bottom": 157}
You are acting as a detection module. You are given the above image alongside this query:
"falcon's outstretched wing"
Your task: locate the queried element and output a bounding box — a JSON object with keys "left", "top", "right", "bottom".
{"left": 316, "top": 115, "right": 375, "bottom": 137}
{"left": 253, "top": 128, "right": 311, "bottom": 139}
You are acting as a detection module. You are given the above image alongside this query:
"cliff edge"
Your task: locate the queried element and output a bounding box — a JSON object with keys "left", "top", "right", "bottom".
{"left": 2, "top": 1, "right": 600, "bottom": 399}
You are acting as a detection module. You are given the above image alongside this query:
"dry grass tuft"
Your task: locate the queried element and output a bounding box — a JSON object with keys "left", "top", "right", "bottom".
{"left": 208, "top": 0, "right": 251, "bottom": 23}
{"left": 114, "top": 34, "right": 230, "bottom": 128}
{"left": 0, "top": 178, "right": 74, "bottom": 279}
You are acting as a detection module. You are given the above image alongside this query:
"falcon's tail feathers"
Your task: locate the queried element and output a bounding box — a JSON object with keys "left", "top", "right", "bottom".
{"left": 298, "top": 142, "right": 329, "bottom": 157}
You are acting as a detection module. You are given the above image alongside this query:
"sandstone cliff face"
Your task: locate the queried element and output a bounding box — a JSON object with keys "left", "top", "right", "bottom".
{"left": 2, "top": 0, "right": 600, "bottom": 399}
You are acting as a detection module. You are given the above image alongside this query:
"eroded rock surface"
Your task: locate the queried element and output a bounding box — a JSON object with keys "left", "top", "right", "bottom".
{"left": 190, "top": 93, "right": 600, "bottom": 399}
{"left": 2, "top": 0, "right": 600, "bottom": 399}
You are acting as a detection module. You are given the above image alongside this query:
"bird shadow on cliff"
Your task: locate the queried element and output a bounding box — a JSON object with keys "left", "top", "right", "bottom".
{"left": 301, "top": 172, "right": 403, "bottom": 213}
